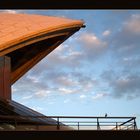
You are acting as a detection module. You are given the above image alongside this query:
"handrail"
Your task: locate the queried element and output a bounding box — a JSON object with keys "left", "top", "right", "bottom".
{"left": 0, "top": 115, "right": 136, "bottom": 119}
{"left": 119, "top": 118, "right": 134, "bottom": 126}
{"left": 0, "top": 115, "right": 137, "bottom": 131}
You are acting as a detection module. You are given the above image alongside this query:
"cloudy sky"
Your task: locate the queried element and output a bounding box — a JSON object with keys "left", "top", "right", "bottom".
{"left": 2, "top": 10, "right": 140, "bottom": 128}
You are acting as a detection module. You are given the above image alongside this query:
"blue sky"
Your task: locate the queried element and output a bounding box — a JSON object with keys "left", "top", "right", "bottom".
{"left": 2, "top": 10, "right": 140, "bottom": 128}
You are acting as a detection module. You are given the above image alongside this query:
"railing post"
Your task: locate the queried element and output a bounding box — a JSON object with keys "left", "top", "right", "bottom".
{"left": 97, "top": 118, "right": 100, "bottom": 130}
{"left": 78, "top": 122, "right": 79, "bottom": 130}
{"left": 134, "top": 118, "right": 137, "bottom": 130}
{"left": 116, "top": 122, "right": 118, "bottom": 130}
{"left": 57, "top": 117, "right": 60, "bottom": 130}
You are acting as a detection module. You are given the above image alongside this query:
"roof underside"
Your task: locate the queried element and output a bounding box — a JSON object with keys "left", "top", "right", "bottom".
{"left": 0, "top": 13, "right": 84, "bottom": 84}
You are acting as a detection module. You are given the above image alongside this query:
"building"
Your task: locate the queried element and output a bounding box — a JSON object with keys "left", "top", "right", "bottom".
{"left": 0, "top": 12, "right": 84, "bottom": 131}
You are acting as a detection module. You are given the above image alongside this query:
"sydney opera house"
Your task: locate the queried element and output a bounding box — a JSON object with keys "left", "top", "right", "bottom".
{"left": 0, "top": 12, "right": 137, "bottom": 131}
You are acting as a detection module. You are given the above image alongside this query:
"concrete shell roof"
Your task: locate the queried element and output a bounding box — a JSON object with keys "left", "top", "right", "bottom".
{"left": 0, "top": 13, "right": 84, "bottom": 55}
{"left": 0, "top": 13, "right": 84, "bottom": 84}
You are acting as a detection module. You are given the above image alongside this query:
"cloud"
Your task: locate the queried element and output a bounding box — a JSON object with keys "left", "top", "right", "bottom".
{"left": 13, "top": 59, "right": 98, "bottom": 102}
{"left": 100, "top": 70, "right": 116, "bottom": 82}
{"left": 12, "top": 87, "right": 18, "bottom": 92}
{"left": 79, "top": 94, "right": 87, "bottom": 99}
{"left": 34, "top": 90, "right": 49, "bottom": 98}
{"left": 79, "top": 33, "right": 101, "bottom": 45}
{"left": 77, "top": 32, "right": 108, "bottom": 61}
{"left": 47, "top": 47, "right": 83, "bottom": 68}
{"left": 102, "top": 30, "right": 111, "bottom": 36}
{"left": 58, "top": 88, "right": 80, "bottom": 94}
{"left": 0, "top": 10, "right": 18, "bottom": 14}
{"left": 11, "top": 17, "right": 107, "bottom": 103}
{"left": 64, "top": 99, "right": 70, "bottom": 103}
{"left": 101, "top": 14, "right": 140, "bottom": 100}
{"left": 124, "top": 14, "right": 140, "bottom": 34}
{"left": 111, "top": 75, "right": 140, "bottom": 99}
{"left": 12, "top": 73, "right": 49, "bottom": 97}
{"left": 111, "top": 14, "right": 140, "bottom": 59}
{"left": 21, "top": 44, "right": 98, "bottom": 93}
{"left": 22, "top": 95, "right": 33, "bottom": 100}
{"left": 55, "top": 76, "right": 78, "bottom": 87}
{"left": 101, "top": 70, "right": 140, "bottom": 100}
{"left": 17, "top": 34, "right": 102, "bottom": 99}
{"left": 58, "top": 88, "right": 73, "bottom": 94}
{"left": 92, "top": 93, "right": 108, "bottom": 100}
{"left": 29, "top": 44, "right": 84, "bottom": 76}
{"left": 121, "top": 57, "right": 140, "bottom": 69}
{"left": 77, "top": 74, "right": 98, "bottom": 88}
{"left": 0, "top": 10, "right": 28, "bottom": 14}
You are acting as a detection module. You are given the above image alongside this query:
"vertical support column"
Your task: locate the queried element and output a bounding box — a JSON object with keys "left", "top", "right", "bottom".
{"left": 134, "top": 118, "right": 137, "bottom": 130}
{"left": 97, "top": 118, "right": 100, "bottom": 130}
{"left": 0, "top": 56, "right": 11, "bottom": 100}
{"left": 116, "top": 122, "right": 118, "bottom": 130}
{"left": 77, "top": 122, "right": 79, "bottom": 130}
{"left": 57, "top": 117, "right": 60, "bottom": 130}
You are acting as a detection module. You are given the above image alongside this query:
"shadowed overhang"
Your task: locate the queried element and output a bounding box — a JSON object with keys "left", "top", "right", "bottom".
{"left": 0, "top": 13, "right": 84, "bottom": 84}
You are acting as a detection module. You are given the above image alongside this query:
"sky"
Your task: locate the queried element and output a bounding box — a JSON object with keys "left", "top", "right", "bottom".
{"left": 1, "top": 10, "right": 140, "bottom": 129}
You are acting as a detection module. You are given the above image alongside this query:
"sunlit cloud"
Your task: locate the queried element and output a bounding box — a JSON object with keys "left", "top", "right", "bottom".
{"left": 55, "top": 76, "right": 78, "bottom": 87}
{"left": 111, "top": 14, "right": 140, "bottom": 59}
{"left": 12, "top": 87, "right": 18, "bottom": 93}
{"left": 124, "top": 14, "right": 140, "bottom": 34}
{"left": 92, "top": 93, "right": 107, "bottom": 100}
{"left": 64, "top": 99, "right": 70, "bottom": 103}
{"left": 0, "top": 10, "right": 18, "bottom": 14}
{"left": 79, "top": 32, "right": 106, "bottom": 47}
{"left": 101, "top": 70, "right": 140, "bottom": 99}
{"left": 77, "top": 32, "right": 108, "bottom": 61}
{"left": 34, "top": 90, "right": 49, "bottom": 98}
{"left": 79, "top": 94, "right": 87, "bottom": 99}
{"left": 102, "top": 30, "right": 111, "bottom": 36}
{"left": 58, "top": 88, "right": 74, "bottom": 94}
{"left": 22, "top": 95, "right": 33, "bottom": 100}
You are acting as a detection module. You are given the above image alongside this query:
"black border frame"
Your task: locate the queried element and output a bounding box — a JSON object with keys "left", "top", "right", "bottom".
{"left": 0, "top": 0, "right": 140, "bottom": 9}
{"left": 0, "top": 0, "right": 140, "bottom": 139}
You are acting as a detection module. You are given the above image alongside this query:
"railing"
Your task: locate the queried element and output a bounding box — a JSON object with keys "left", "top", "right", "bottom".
{"left": 0, "top": 115, "right": 137, "bottom": 131}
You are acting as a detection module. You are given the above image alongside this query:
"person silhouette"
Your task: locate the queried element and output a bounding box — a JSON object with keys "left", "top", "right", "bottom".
{"left": 105, "top": 113, "right": 107, "bottom": 117}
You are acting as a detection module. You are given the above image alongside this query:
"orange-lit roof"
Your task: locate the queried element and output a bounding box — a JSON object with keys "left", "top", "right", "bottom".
{"left": 0, "top": 13, "right": 84, "bottom": 55}
{"left": 0, "top": 13, "right": 84, "bottom": 84}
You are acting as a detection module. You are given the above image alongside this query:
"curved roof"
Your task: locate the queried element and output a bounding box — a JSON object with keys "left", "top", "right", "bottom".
{"left": 0, "top": 13, "right": 84, "bottom": 84}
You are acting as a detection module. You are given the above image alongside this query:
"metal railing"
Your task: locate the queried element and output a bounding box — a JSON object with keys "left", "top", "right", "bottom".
{"left": 0, "top": 115, "right": 137, "bottom": 131}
